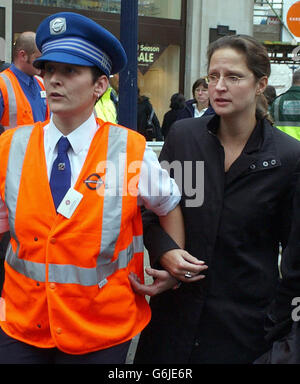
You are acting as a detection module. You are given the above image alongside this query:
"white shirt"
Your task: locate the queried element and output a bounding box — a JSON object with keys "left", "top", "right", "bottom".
{"left": 0, "top": 114, "right": 180, "bottom": 233}
{"left": 193, "top": 103, "right": 208, "bottom": 118}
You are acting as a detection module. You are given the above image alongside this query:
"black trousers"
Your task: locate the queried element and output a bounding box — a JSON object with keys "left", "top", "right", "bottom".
{"left": 0, "top": 258, "right": 4, "bottom": 296}
{"left": 0, "top": 232, "right": 10, "bottom": 296}
{"left": 0, "top": 328, "right": 131, "bottom": 364}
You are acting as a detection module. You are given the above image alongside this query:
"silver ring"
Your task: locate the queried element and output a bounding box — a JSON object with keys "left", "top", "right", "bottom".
{"left": 184, "top": 271, "right": 192, "bottom": 278}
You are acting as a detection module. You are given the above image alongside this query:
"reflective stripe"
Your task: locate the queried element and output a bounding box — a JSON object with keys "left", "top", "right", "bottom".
{"left": 275, "top": 125, "right": 300, "bottom": 141}
{"left": 0, "top": 73, "right": 17, "bottom": 129}
{"left": 6, "top": 235, "right": 143, "bottom": 285}
{"left": 48, "top": 235, "right": 144, "bottom": 286}
{"left": 6, "top": 242, "right": 46, "bottom": 282}
{"left": 273, "top": 97, "right": 300, "bottom": 127}
{"left": 5, "top": 125, "right": 34, "bottom": 240}
{"left": 97, "top": 126, "right": 128, "bottom": 263}
{"left": 4, "top": 124, "right": 143, "bottom": 286}
{"left": 4, "top": 125, "right": 45, "bottom": 281}
{"left": 96, "top": 125, "right": 129, "bottom": 285}
{"left": 282, "top": 100, "right": 300, "bottom": 115}
{"left": 274, "top": 121, "right": 300, "bottom": 127}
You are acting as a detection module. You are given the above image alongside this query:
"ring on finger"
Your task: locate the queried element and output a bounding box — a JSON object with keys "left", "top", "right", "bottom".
{"left": 184, "top": 271, "right": 192, "bottom": 279}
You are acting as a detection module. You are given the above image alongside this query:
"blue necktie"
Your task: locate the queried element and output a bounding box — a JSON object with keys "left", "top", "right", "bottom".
{"left": 50, "top": 137, "right": 71, "bottom": 210}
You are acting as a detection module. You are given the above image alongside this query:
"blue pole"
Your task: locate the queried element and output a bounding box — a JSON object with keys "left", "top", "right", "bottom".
{"left": 118, "top": 0, "right": 138, "bottom": 131}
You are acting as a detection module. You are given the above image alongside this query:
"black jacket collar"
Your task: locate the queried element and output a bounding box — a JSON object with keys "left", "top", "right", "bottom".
{"left": 206, "top": 115, "right": 280, "bottom": 185}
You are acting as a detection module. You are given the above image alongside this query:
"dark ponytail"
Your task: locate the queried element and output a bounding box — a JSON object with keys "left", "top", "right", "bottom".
{"left": 256, "top": 93, "right": 273, "bottom": 123}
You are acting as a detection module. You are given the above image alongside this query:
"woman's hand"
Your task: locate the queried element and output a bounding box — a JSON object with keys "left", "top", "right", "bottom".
{"left": 129, "top": 267, "right": 180, "bottom": 297}
{"left": 160, "top": 249, "right": 208, "bottom": 282}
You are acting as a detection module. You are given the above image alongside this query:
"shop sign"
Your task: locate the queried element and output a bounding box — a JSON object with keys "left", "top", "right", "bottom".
{"left": 287, "top": 1, "right": 300, "bottom": 37}
{"left": 267, "top": 16, "right": 280, "bottom": 25}
{"left": 138, "top": 43, "right": 167, "bottom": 74}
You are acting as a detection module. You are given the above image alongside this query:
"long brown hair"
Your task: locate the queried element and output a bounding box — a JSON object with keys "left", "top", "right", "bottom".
{"left": 207, "top": 34, "right": 271, "bottom": 122}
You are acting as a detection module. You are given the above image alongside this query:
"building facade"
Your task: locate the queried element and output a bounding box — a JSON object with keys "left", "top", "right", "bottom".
{"left": 1, "top": 0, "right": 254, "bottom": 123}
{"left": 185, "top": 0, "right": 253, "bottom": 99}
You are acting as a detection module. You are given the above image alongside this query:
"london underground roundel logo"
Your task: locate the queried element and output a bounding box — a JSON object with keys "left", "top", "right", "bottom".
{"left": 50, "top": 18, "right": 66, "bottom": 35}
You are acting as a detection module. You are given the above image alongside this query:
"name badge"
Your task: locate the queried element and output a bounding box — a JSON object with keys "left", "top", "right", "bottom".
{"left": 40, "top": 90, "right": 47, "bottom": 98}
{"left": 57, "top": 188, "right": 83, "bottom": 219}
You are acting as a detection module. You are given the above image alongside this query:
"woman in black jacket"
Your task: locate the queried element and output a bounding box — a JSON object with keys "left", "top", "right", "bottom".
{"left": 161, "top": 93, "right": 185, "bottom": 138}
{"left": 137, "top": 89, "right": 162, "bottom": 141}
{"left": 176, "top": 77, "right": 214, "bottom": 121}
{"left": 130, "top": 34, "right": 300, "bottom": 364}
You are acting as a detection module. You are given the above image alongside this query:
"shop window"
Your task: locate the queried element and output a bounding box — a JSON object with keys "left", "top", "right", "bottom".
{"left": 14, "top": 0, "right": 181, "bottom": 19}
{"left": 138, "top": 44, "right": 180, "bottom": 124}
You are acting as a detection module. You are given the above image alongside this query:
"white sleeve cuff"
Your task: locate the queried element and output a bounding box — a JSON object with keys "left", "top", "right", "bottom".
{"left": 138, "top": 145, "right": 181, "bottom": 216}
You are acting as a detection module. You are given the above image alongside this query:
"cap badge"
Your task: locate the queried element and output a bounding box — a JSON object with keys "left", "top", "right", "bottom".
{"left": 50, "top": 17, "right": 66, "bottom": 35}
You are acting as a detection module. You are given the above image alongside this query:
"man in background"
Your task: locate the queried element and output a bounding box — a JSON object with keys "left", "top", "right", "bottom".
{"left": 271, "top": 69, "right": 300, "bottom": 140}
{"left": 0, "top": 62, "right": 10, "bottom": 135}
{"left": 94, "top": 73, "right": 119, "bottom": 123}
{"left": 0, "top": 31, "right": 49, "bottom": 130}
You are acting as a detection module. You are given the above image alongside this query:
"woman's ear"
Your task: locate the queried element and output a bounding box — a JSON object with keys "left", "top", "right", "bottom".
{"left": 256, "top": 76, "right": 268, "bottom": 96}
{"left": 94, "top": 75, "right": 109, "bottom": 99}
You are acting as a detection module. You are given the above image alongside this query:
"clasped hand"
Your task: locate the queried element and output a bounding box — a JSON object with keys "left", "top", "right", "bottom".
{"left": 128, "top": 249, "right": 208, "bottom": 297}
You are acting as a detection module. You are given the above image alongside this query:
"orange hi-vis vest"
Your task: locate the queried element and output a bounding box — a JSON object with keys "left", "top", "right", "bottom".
{"left": 0, "top": 119, "right": 150, "bottom": 354}
{"left": 0, "top": 68, "right": 49, "bottom": 129}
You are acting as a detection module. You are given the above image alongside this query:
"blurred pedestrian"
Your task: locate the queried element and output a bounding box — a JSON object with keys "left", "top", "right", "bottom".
{"left": 270, "top": 69, "right": 300, "bottom": 140}
{"left": 94, "top": 85, "right": 118, "bottom": 123}
{"left": 264, "top": 84, "right": 276, "bottom": 107}
{"left": 176, "top": 77, "right": 214, "bottom": 121}
{"left": 137, "top": 88, "right": 163, "bottom": 141}
{"left": 0, "top": 31, "right": 49, "bottom": 130}
{"left": 0, "top": 62, "right": 9, "bottom": 135}
{"left": 161, "top": 92, "right": 185, "bottom": 138}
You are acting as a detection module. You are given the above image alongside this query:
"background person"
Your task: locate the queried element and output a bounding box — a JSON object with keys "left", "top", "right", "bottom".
{"left": 137, "top": 88, "right": 163, "bottom": 141}
{"left": 176, "top": 77, "right": 214, "bottom": 121}
{"left": 270, "top": 69, "right": 300, "bottom": 140}
{"left": 0, "top": 62, "right": 9, "bottom": 135}
{"left": 161, "top": 92, "right": 185, "bottom": 139}
{"left": 0, "top": 12, "right": 193, "bottom": 364}
{"left": 94, "top": 83, "right": 118, "bottom": 123}
{"left": 264, "top": 84, "right": 276, "bottom": 107}
{"left": 131, "top": 34, "right": 300, "bottom": 364}
{"left": 0, "top": 31, "right": 49, "bottom": 130}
